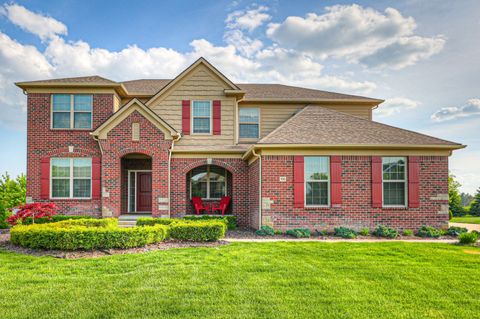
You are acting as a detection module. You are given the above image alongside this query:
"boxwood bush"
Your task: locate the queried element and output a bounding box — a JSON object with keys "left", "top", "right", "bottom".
{"left": 416, "top": 226, "right": 441, "bottom": 238}
{"left": 136, "top": 217, "right": 178, "bottom": 226}
{"left": 21, "top": 214, "right": 91, "bottom": 225}
{"left": 285, "top": 228, "right": 311, "bottom": 238}
{"left": 373, "top": 225, "right": 399, "bottom": 239}
{"left": 169, "top": 221, "right": 226, "bottom": 242}
{"left": 10, "top": 223, "right": 168, "bottom": 250}
{"left": 183, "top": 215, "right": 237, "bottom": 230}
{"left": 334, "top": 227, "right": 357, "bottom": 239}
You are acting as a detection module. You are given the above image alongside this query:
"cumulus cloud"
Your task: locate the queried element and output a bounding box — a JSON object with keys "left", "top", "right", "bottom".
{"left": 431, "top": 99, "right": 480, "bottom": 122}
{"left": 375, "top": 97, "right": 419, "bottom": 117}
{"left": 224, "top": 29, "right": 263, "bottom": 57}
{"left": 226, "top": 5, "right": 271, "bottom": 32}
{"left": 266, "top": 4, "right": 445, "bottom": 69}
{"left": 1, "top": 3, "right": 67, "bottom": 40}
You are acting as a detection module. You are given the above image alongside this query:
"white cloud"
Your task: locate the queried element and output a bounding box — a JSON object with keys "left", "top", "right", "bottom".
{"left": 226, "top": 5, "right": 271, "bottom": 32}
{"left": 266, "top": 4, "right": 444, "bottom": 69}
{"left": 1, "top": 4, "right": 67, "bottom": 40}
{"left": 224, "top": 30, "right": 263, "bottom": 57}
{"left": 375, "top": 97, "right": 419, "bottom": 117}
{"left": 431, "top": 99, "right": 480, "bottom": 122}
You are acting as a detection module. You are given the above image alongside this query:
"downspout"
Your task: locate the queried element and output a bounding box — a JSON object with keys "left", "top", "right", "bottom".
{"left": 168, "top": 133, "right": 182, "bottom": 217}
{"left": 251, "top": 147, "right": 262, "bottom": 229}
{"left": 92, "top": 135, "right": 104, "bottom": 156}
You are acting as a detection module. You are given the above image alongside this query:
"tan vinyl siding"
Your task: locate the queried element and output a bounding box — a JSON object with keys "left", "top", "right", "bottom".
{"left": 150, "top": 64, "right": 235, "bottom": 145}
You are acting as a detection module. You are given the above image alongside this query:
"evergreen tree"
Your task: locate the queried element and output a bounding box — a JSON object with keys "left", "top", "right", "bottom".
{"left": 448, "top": 174, "right": 464, "bottom": 217}
{"left": 469, "top": 188, "right": 480, "bottom": 216}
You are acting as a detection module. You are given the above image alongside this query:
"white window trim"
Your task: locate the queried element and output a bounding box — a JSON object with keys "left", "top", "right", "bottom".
{"left": 382, "top": 157, "right": 408, "bottom": 208}
{"left": 304, "top": 156, "right": 330, "bottom": 208}
{"left": 127, "top": 170, "right": 152, "bottom": 213}
{"left": 239, "top": 107, "right": 260, "bottom": 139}
{"left": 51, "top": 94, "right": 93, "bottom": 130}
{"left": 50, "top": 158, "right": 92, "bottom": 199}
{"left": 191, "top": 100, "right": 212, "bottom": 135}
{"left": 189, "top": 166, "right": 227, "bottom": 200}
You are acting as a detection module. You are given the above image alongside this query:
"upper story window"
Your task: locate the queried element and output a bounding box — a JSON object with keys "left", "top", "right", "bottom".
{"left": 382, "top": 157, "right": 407, "bottom": 207}
{"left": 191, "top": 101, "right": 211, "bottom": 134}
{"left": 239, "top": 108, "right": 260, "bottom": 139}
{"left": 305, "top": 157, "right": 330, "bottom": 207}
{"left": 51, "top": 158, "right": 92, "bottom": 199}
{"left": 52, "top": 94, "right": 93, "bottom": 129}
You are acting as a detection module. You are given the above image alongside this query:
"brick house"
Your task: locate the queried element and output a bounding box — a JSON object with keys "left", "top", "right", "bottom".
{"left": 16, "top": 58, "right": 464, "bottom": 230}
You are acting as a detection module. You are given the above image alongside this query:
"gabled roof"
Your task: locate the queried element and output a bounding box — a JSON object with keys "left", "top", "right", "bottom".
{"left": 257, "top": 105, "right": 464, "bottom": 148}
{"left": 145, "top": 57, "right": 243, "bottom": 106}
{"left": 91, "top": 98, "right": 178, "bottom": 140}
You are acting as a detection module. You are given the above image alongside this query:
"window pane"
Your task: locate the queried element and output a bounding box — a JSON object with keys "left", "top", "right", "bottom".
{"left": 209, "top": 166, "right": 225, "bottom": 181}
{"left": 210, "top": 181, "right": 225, "bottom": 199}
{"left": 306, "top": 181, "right": 328, "bottom": 206}
{"left": 383, "top": 157, "right": 406, "bottom": 180}
{"left": 74, "top": 95, "right": 93, "bottom": 111}
{"left": 52, "top": 94, "right": 71, "bottom": 111}
{"left": 74, "top": 112, "right": 92, "bottom": 128}
{"left": 193, "top": 118, "right": 210, "bottom": 133}
{"left": 53, "top": 112, "right": 70, "bottom": 128}
{"left": 191, "top": 166, "right": 208, "bottom": 198}
{"left": 305, "top": 157, "right": 329, "bottom": 181}
{"left": 129, "top": 172, "right": 136, "bottom": 212}
{"left": 73, "top": 179, "right": 91, "bottom": 198}
{"left": 192, "top": 101, "right": 211, "bottom": 117}
{"left": 239, "top": 124, "right": 259, "bottom": 138}
{"left": 73, "top": 159, "right": 91, "bottom": 177}
{"left": 52, "top": 179, "right": 70, "bottom": 198}
{"left": 239, "top": 108, "right": 259, "bottom": 123}
{"left": 51, "top": 159, "right": 70, "bottom": 177}
{"left": 383, "top": 182, "right": 406, "bottom": 206}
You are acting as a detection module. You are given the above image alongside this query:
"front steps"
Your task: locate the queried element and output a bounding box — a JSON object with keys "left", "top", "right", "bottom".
{"left": 118, "top": 213, "right": 151, "bottom": 228}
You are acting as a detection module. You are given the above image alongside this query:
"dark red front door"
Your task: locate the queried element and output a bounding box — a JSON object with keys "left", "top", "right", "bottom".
{"left": 136, "top": 172, "right": 152, "bottom": 212}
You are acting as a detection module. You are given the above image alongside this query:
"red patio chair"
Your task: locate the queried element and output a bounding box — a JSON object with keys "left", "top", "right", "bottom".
{"left": 192, "top": 197, "right": 209, "bottom": 215}
{"left": 211, "top": 196, "right": 231, "bottom": 216}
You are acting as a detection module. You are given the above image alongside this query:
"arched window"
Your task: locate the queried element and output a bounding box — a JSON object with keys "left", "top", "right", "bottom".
{"left": 190, "top": 165, "right": 226, "bottom": 199}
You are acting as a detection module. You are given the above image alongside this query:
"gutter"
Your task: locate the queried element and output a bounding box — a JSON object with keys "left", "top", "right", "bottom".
{"left": 168, "top": 133, "right": 182, "bottom": 217}
{"left": 251, "top": 148, "right": 262, "bottom": 229}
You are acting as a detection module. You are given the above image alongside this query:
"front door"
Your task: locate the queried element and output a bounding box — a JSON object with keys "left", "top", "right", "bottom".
{"left": 136, "top": 172, "right": 152, "bottom": 212}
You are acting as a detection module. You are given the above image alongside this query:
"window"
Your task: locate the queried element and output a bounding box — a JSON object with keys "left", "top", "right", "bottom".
{"left": 51, "top": 158, "right": 92, "bottom": 198}
{"left": 382, "top": 157, "right": 407, "bottom": 206}
{"left": 52, "top": 94, "right": 92, "bottom": 129}
{"left": 192, "top": 101, "right": 211, "bottom": 134}
{"left": 239, "top": 108, "right": 259, "bottom": 139}
{"left": 305, "top": 157, "right": 330, "bottom": 206}
{"left": 190, "top": 165, "right": 226, "bottom": 199}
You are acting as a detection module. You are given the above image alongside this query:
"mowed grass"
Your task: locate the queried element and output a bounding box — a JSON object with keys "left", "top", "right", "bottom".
{"left": 0, "top": 242, "right": 479, "bottom": 319}
{"left": 451, "top": 215, "right": 480, "bottom": 224}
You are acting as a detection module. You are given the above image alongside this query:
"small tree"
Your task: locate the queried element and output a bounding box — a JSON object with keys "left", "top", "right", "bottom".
{"left": 448, "top": 174, "right": 464, "bottom": 217}
{"left": 6, "top": 203, "right": 58, "bottom": 225}
{"left": 469, "top": 188, "right": 480, "bottom": 216}
{"left": 0, "top": 173, "right": 26, "bottom": 228}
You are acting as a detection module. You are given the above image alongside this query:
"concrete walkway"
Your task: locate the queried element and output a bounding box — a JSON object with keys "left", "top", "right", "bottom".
{"left": 449, "top": 222, "right": 480, "bottom": 232}
{"left": 224, "top": 238, "right": 458, "bottom": 243}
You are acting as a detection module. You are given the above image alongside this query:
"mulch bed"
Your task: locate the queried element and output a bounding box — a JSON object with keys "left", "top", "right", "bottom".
{"left": 0, "top": 233, "right": 228, "bottom": 259}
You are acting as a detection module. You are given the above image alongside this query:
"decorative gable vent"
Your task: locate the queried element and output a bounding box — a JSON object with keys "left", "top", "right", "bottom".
{"left": 132, "top": 122, "right": 140, "bottom": 141}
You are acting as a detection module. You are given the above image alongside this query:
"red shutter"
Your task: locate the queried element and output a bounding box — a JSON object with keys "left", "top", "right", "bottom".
{"left": 213, "top": 100, "right": 221, "bottom": 135}
{"left": 330, "top": 156, "right": 342, "bottom": 206}
{"left": 293, "top": 156, "right": 304, "bottom": 208}
{"left": 372, "top": 156, "right": 382, "bottom": 208}
{"left": 408, "top": 156, "right": 420, "bottom": 208}
{"left": 40, "top": 157, "right": 50, "bottom": 199}
{"left": 92, "top": 157, "right": 101, "bottom": 199}
{"left": 182, "top": 100, "right": 190, "bottom": 135}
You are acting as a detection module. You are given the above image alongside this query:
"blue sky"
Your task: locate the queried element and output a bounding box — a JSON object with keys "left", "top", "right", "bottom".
{"left": 0, "top": 0, "right": 479, "bottom": 193}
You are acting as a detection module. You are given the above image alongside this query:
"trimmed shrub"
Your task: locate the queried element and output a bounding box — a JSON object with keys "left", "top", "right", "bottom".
{"left": 137, "top": 217, "right": 178, "bottom": 226}
{"left": 286, "top": 228, "right": 311, "bottom": 238}
{"left": 359, "top": 228, "right": 369, "bottom": 236}
{"left": 57, "top": 218, "right": 117, "bottom": 228}
{"left": 255, "top": 225, "right": 275, "bottom": 236}
{"left": 183, "top": 215, "right": 237, "bottom": 230}
{"left": 416, "top": 226, "right": 441, "bottom": 238}
{"left": 373, "top": 225, "right": 399, "bottom": 239}
{"left": 446, "top": 226, "right": 468, "bottom": 237}
{"left": 10, "top": 223, "right": 167, "bottom": 250}
{"left": 458, "top": 232, "right": 478, "bottom": 245}
{"left": 334, "top": 227, "right": 357, "bottom": 239}
{"left": 403, "top": 229, "right": 414, "bottom": 237}
{"left": 21, "top": 214, "right": 91, "bottom": 225}
{"left": 169, "top": 221, "right": 226, "bottom": 242}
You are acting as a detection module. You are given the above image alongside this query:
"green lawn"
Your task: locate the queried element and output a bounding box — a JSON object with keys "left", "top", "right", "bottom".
{"left": 0, "top": 242, "right": 479, "bottom": 319}
{"left": 451, "top": 215, "right": 480, "bottom": 224}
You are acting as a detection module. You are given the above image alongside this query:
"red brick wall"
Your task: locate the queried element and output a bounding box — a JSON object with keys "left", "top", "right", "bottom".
{"left": 99, "top": 110, "right": 171, "bottom": 217}
{"left": 26, "top": 93, "right": 113, "bottom": 216}
{"left": 170, "top": 158, "right": 250, "bottom": 227}
{"left": 248, "top": 159, "right": 260, "bottom": 229}
{"left": 261, "top": 155, "right": 449, "bottom": 231}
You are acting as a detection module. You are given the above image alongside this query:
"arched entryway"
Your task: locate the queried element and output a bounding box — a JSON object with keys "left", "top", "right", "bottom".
{"left": 121, "top": 153, "right": 152, "bottom": 213}
{"left": 186, "top": 164, "right": 233, "bottom": 215}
